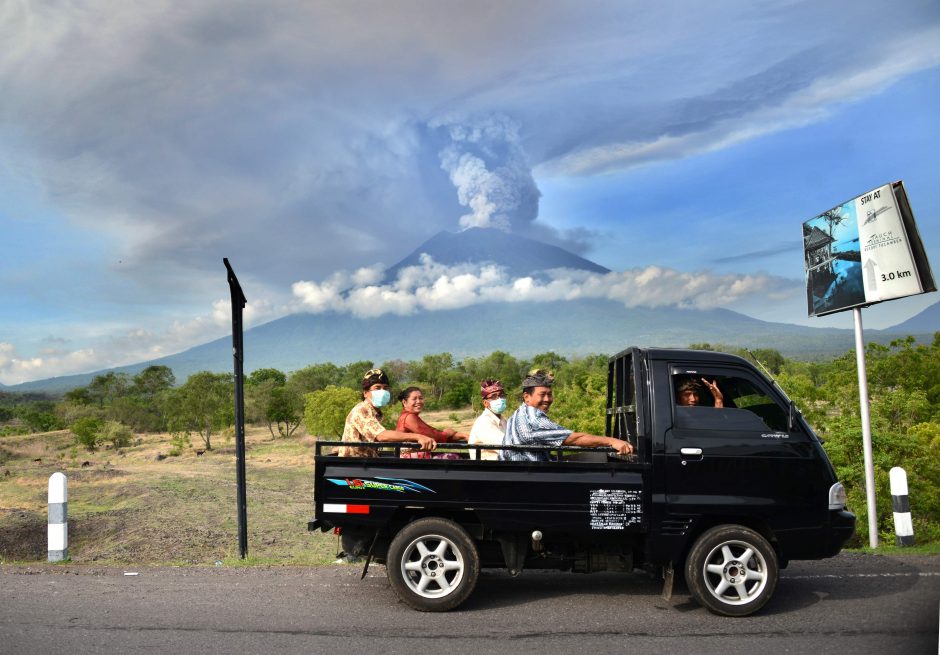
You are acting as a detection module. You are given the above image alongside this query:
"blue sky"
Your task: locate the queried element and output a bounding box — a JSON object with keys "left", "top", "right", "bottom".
{"left": 1, "top": 0, "right": 939, "bottom": 384}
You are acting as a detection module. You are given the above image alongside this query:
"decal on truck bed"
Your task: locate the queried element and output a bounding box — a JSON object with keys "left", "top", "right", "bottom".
{"left": 327, "top": 477, "right": 435, "bottom": 494}
{"left": 590, "top": 489, "right": 642, "bottom": 530}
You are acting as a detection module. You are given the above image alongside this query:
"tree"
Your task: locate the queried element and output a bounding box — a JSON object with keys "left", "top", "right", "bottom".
{"left": 87, "top": 372, "right": 131, "bottom": 407}
{"left": 71, "top": 416, "right": 103, "bottom": 451}
{"left": 303, "top": 386, "right": 361, "bottom": 439}
{"left": 268, "top": 385, "right": 304, "bottom": 438}
{"left": 248, "top": 368, "right": 287, "bottom": 387}
{"left": 131, "top": 366, "right": 176, "bottom": 397}
{"left": 166, "top": 372, "right": 234, "bottom": 450}
{"left": 288, "top": 363, "right": 343, "bottom": 393}
{"left": 411, "top": 353, "right": 455, "bottom": 403}
{"left": 530, "top": 351, "right": 569, "bottom": 373}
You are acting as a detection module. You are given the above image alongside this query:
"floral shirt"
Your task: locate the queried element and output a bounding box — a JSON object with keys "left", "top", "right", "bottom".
{"left": 339, "top": 400, "right": 386, "bottom": 457}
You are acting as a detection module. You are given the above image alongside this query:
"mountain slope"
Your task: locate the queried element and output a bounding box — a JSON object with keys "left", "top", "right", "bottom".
{"left": 884, "top": 299, "right": 940, "bottom": 334}
{"left": 7, "top": 299, "right": 930, "bottom": 393}
{"left": 384, "top": 227, "right": 610, "bottom": 280}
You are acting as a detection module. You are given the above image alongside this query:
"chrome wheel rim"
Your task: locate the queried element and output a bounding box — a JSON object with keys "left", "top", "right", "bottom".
{"left": 701, "top": 539, "right": 769, "bottom": 605}
{"left": 399, "top": 533, "right": 465, "bottom": 599}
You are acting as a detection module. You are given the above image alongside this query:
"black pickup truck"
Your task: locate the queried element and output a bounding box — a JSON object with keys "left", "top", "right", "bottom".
{"left": 309, "top": 347, "right": 855, "bottom": 616}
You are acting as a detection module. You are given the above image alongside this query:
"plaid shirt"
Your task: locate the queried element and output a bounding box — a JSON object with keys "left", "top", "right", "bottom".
{"left": 339, "top": 400, "right": 386, "bottom": 457}
{"left": 499, "top": 404, "right": 572, "bottom": 462}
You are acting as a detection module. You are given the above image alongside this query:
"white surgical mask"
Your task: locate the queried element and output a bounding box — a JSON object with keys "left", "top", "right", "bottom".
{"left": 370, "top": 389, "right": 391, "bottom": 408}
{"left": 488, "top": 398, "right": 507, "bottom": 415}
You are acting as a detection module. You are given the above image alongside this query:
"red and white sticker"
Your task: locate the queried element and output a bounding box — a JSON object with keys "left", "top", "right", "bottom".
{"left": 323, "top": 503, "right": 370, "bottom": 514}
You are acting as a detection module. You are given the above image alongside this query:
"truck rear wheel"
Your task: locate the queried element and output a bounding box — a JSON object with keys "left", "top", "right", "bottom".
{"left": 685, "top": 525, "right": 778, "bottom": 617}
{"left": 387, "top": 517, "right": 480, "bottom": 611}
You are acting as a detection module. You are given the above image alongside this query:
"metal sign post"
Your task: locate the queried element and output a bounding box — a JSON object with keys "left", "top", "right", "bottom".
{"left": 852, "top": 308, "right": 878, "bottom": 548}
{"left": 224, "top": 258, "right": 249, "bottom": 559}
{"left": 803, "top": 181, "right": 934, "bottom": 549}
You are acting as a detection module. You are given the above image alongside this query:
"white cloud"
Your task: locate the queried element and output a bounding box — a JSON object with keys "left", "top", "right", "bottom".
{"left": 291, "top": 257, "right": 797, "bottom": 318}
{"left": 0, "top": 295, "right": 286, "bottom": 386}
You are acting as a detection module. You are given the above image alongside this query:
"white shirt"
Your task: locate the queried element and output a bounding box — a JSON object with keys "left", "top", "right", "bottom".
{"left": 469, "top": 407, "right": 508, "bottom": 461}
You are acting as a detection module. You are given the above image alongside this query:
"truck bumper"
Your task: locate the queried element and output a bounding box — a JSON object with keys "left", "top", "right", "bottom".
{"left": 308, "top": 518, "right": 333, "bottom": 532}
{"left": 824, "top": 509, "right": 856, "bottom": 556}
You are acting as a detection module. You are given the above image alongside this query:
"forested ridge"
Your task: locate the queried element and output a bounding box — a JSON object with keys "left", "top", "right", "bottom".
{"left": 2, "top": 336, "right": 938, "bottom": 546}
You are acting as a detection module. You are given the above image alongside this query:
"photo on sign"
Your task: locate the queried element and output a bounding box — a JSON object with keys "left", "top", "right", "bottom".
{"left": 803, "top": 201, "right": 863, "bottom": 316}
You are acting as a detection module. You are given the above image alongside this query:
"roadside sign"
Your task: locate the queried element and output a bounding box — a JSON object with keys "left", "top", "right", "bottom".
{"left": 803, "top": 181, "right": 935, "bottom": 317}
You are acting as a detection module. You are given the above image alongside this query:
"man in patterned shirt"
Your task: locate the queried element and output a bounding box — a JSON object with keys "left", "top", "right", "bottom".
{"left": 339, "top": 368, "right": 437, "bottom": 457}
{"left": 499, "top": 369, "right": 634, "bottom": 462}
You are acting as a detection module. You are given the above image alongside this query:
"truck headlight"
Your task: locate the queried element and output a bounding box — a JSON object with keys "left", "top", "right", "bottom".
{"left": 829, "top": 482, "right": 847, "bottom": 510}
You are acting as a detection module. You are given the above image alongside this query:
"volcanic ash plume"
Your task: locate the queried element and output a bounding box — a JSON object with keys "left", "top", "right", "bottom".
{"left": 434, "top": 114, "right": 541, "bottom": 233}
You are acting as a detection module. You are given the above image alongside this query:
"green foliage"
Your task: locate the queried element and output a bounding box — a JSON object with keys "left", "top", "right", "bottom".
{"left": 87, "top": 372, "right": 131, "bottom": 407}
{"left": 21, "top": 409, "right": 63, "bottom": 433}
{"left": 168, "top": 431, "right": 191, "bottom": 457}
{"left": 303, "top": 386, "right": 361, "bottom": 439}
{"left": 777, "top": 334, "right": 940, "bottom": 546}
{"left": 165, "top": 372, "right": 234, "bottom": 450}
{"left": 248, "top": 368, "right": 287, "bottom": 387}
{"left": 267, "top": 385, "right": 304, "bottom": 437}
{"left": 71, "top": 416, "right": 104, "bottom": 451}
{"left": 549, "top": 357, "right": 608, "bottom": 436}
{"left": 101, "top": 420, "right": 134, "bottom": 450}
{"left": 288, "top": 363, "right": 344, "bottom": 393}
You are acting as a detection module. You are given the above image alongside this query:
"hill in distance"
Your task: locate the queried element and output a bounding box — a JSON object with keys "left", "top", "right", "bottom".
{"left": 6, "top": 229, "right": 938, "bottom": 394}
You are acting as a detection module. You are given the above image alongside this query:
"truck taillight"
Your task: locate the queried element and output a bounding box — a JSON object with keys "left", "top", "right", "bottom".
{"left": 828, "top": 482, "right": 847, "bottom": 510}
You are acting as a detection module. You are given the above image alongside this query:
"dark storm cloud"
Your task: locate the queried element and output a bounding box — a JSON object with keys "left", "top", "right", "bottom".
{"left": 2, "top": 0, "right": 938, "bottom": 294}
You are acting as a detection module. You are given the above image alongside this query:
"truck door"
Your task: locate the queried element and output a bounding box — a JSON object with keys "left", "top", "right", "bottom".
{"left": 663, "top": 365, "right": 827, "bottom": 533}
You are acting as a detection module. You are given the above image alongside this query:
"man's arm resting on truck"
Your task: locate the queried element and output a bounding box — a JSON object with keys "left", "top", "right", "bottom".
{"left": 563, "top": 433, "right": 634, "bottom": 455}
{"left": 374, "top": 430, "right": 437, "bottom": 451}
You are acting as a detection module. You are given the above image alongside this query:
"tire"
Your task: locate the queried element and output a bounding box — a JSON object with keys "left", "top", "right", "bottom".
{"left": 685, "top": 524, "right": 779, "bottom": 617}
{"left": 386, "top": 517, "right": 480, "bottom": 612}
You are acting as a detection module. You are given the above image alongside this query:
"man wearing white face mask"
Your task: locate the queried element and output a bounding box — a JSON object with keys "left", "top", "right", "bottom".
{"left": 338, "top": 368, "right": 437, "bottom": 457}
{"left": 468, "top": 378, "right": 508, "bottom": 461}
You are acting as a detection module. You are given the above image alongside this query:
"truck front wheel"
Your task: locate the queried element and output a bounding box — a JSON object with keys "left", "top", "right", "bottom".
{"left": 386, "top": 517, "right": 480, "bottom": 611}
{"left": 685, "top": 525, "right": 778, "bottom": 617}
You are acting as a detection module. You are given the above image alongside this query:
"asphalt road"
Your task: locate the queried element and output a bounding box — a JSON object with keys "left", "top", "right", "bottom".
{"left": 1, "top": 552, "right": 938, "bottom": 655}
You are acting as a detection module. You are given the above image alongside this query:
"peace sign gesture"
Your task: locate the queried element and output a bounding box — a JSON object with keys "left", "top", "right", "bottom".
{"left": 700, "top": 378, "right": 724, "bottom": 408}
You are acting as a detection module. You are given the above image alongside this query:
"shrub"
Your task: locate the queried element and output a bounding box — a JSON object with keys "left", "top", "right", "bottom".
{"left": 101, "top": 421, "right": 133, "bottom": 450}
{"left": 168, "top": 432, "right": 191, "bottom": 457}
{"left": 71, "top": 416, "right": 103, "bottom": 451}
{"left": 303, "top": 386, "right": 361, "bottom": 439}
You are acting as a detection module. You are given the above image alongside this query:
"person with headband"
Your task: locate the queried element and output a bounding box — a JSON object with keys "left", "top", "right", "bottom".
{"left": 468, "top": 378, "right": 508, "bottom": 461}
{"left": 338, "top": 368, "right": 437, "bottom": 457}
{"left": 676, "top": 377, "right": 724, "bottom": 407}
{"left": 500, "top": 369, "right": 634, "bottom": 462}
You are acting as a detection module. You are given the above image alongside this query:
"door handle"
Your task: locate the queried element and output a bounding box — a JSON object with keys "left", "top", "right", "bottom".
{"left": 680, "top": 448, "right": 703, "bottom": 456}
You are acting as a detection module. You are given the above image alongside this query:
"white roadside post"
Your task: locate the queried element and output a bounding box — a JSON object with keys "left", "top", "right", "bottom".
{"left": 48, "top": 472, "right": 68, "bottom": 562}
{"left": 890, "top": 467, "right": 914, "bottom": 546}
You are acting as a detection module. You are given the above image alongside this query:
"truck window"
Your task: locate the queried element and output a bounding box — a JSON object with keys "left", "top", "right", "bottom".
{"left": 672, "top": 373, "right": 788, "bottom": 432}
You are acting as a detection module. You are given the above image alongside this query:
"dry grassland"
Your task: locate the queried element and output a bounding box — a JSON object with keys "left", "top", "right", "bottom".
{"left": 0, "top": 408, "right": 478, "bottom": 567}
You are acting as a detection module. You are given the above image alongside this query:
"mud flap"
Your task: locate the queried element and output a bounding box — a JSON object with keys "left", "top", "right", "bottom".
{"left": 360, "top": 530, "right": 381, "bottom": 580}
{"left": 661, "top": 563, "right": 674, "bottom": 603}
{"left": 497, "top": 534, "right": 528, "bottom": 576}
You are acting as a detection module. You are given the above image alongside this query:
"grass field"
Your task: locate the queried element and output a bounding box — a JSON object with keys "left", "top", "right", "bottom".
{"left": 0, "top": 408, "right": 478, "bottom": 566}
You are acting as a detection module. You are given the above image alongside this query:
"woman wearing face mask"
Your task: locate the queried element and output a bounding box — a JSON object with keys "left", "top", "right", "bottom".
{"left": 468, "top": 378, "right": 508, "bottom": 461}
{"left": 397, "top": 386, "right": 468, "bottom": 460}
{"left": 338, "top": 369, "right": 437, "bottom": 458}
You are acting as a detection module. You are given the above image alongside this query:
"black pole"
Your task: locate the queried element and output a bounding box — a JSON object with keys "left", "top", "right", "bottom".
{"left": 223, "top": 258, "right": 248, "bottom": 559}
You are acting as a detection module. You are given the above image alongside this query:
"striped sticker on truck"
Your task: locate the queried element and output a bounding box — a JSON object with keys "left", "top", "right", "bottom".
{"left": 323, "top": 504, "right": 370, "bottom": 514}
